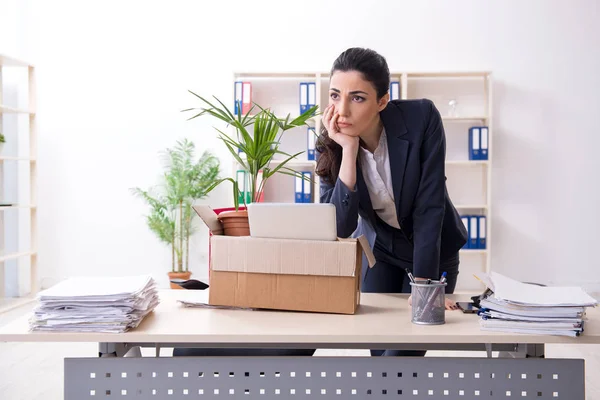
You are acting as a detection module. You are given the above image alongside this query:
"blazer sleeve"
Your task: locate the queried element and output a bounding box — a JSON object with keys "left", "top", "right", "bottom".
{"left": 412, "top": 100, "right": 447, "bottom": 279}
{"left": 320, "top": 176, "right": 360, "bottom": 238}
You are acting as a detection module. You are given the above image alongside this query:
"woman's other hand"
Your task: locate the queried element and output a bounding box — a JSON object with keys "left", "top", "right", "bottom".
{"left": 408, "top": 296, "right": 459, "bottom": 310}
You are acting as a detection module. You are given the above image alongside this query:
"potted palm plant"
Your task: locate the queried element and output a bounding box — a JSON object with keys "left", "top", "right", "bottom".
{"left": 131, "top": 138, "right": 220, "bottom": 288}
{"left": 183, "top": 92, "right": 318, "bottom": 236}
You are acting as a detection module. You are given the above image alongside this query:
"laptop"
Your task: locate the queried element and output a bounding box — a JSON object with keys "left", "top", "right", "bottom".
{"left": 247, "top": 203, "right": 338, "bottom": 241}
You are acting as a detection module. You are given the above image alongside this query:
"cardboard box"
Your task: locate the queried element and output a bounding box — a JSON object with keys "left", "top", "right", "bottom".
{"left": 193, "top": 205, "right": 375, "bottom": 314}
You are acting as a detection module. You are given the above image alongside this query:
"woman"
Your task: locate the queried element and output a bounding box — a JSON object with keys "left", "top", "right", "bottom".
{"left": 317, "top": 47, "right": 468, "bottom": 357}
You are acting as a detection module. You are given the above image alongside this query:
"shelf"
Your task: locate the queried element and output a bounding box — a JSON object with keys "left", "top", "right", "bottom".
{"left": 406, "top": 71, "right": 491, "bottom": 78}
{"left": 320, "top": 71, "right": 490, "bottom": 78}
{"left": 0, "top": 55, "right": 32, "bottom": 67}
{"left": 455, "top": 204, "right": 488, "bottom": 210}
{"left": 236, "top": 159, "right": 316, "bottom": 169}
{"left": 0, "top": 105, "right": 35, "bottom": 114}
{"left": 441, "top": 116, "right": 488, "bottom": 121}
{"left": 234, "top": 72, "right": 318, "bottom": 79}
{"left": 0, "top": 296, "right": 36, "bottom": 315}
{"left": 236, "top": 114, "right": 317, "bottom": 122}
{"left": 0, "top": 250, "right": 37, "bottom": 263}
{"left": 0, "top": 157, "right": 37, "bottom": 162}
{"left": 0, "top": 204, "right": 37, "bottom": 210}
{"left": 446, "top": 160, "right": 488, "bottom": 166}
{"left": 460, "top": 249, "right": 488, "bottom": 255}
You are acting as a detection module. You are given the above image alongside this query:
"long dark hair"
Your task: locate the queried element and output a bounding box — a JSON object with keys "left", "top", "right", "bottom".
{"left": 315, "top": 47, "right": 390, "bottom": 185}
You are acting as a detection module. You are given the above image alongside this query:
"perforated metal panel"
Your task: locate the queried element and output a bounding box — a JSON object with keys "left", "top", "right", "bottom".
{"left": 65, "top": 356, "right": 584, "bottom": 399}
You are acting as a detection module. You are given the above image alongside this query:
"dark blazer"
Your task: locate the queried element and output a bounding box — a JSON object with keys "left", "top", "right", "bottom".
{"left": 320, "top": 99, "right": 468, "bottom": 279}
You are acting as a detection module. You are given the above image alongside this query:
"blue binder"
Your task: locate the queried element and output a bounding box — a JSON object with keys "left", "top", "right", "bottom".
{"left": 295, "top": 174, "right": 304, "bottom": 203}
{"left": 307, "top": 127, "right": 316, "bottom": 160}
{"left": 469, "top": 127, "right": 481, "bottom": 160}
{"left": 461, "top": 216, "right": 470, "bottom": 249}
{"left": 308, "top": 83, "right": 316, "bottom": 109}
{"left": 477, "top": 215, "right": 487, "bottom": 249}
{"left": 237, "top": 146, "right": 246, "bottom": 159}
{"left": 469, "top": 215, "right": 478, "bottom": 248}
{"left": 299, "top": 83, "right": 309, "bottom": 114}
{"left": 234, "top": 81, "right": 243, "bottom": 115}
{"left": 302, "top": 171, "right": 312, "bottom": 203}
{"left": 389, "top": 81, "right": 400, "bottom": 100}
{"left": 480, "top": 127, "right": 489, "bottom": 160}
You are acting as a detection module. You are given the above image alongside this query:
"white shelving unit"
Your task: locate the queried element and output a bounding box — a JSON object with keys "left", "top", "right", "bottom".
{"left": 0, "top": 54, "right": 38, "bottom": 309}
{"left": 232, "top": 71, "right": 492, "bottom": 290}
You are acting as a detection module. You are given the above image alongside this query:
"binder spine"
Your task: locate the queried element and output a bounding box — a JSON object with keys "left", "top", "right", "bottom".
{"left": 469, "top": 127, "right": 481, "bottom": 160}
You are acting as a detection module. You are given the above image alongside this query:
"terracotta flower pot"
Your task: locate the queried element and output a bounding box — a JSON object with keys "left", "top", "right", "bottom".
{"left": 168, "top": 271, "right": 192, "bottom": 289}
{"left": 217, "top": 209, "right": 250, "bottom": 236}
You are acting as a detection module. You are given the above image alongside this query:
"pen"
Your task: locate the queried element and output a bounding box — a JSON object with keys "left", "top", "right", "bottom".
{"left": 439, "top": 272, "right": 447, "bottom": 284}
{"left": 405, "top": 268, "right": 416, "bottom": 284}
{"left": 419, "top": 271, "right": 448, "bottom": 320}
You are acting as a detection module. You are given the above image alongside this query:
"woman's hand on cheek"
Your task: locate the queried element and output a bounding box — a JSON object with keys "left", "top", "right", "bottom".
{"left": 324, "top": 105, "right": 359, "bottom": 151}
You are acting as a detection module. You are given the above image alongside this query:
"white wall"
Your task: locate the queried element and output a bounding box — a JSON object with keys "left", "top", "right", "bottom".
{"left": 5, "top": 0, "right": 600, "bottom": 291}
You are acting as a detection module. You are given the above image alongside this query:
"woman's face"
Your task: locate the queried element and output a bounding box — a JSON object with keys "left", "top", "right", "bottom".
{"left": 328, "top": 70, "right": 388, "bottom": 137}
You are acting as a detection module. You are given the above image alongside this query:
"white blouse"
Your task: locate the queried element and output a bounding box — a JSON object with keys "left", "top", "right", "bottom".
{"left": 358, "top": 128, "right": 401, "bottom": 229}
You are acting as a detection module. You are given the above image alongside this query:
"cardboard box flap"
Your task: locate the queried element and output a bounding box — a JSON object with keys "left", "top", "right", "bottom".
{"left": 192, "top": 205, "right": 224, "bottom": 235}
{"left": 211, "top": 236, "right": 361, "bottom": 277}
{"left": 338, "top": 235, "right": 376, "bottom": 268}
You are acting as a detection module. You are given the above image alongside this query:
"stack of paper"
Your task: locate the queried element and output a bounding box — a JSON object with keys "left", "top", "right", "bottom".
{"left": 29, "top": 275, "right": 159, "bottom": 333}
{"left": 475, "top": 272, "right": 597, "bottom": 337}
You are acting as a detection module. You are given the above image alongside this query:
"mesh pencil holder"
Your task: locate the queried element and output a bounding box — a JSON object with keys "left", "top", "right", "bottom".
{"left": 410, "top": 280, "right": 447, "bottom": 325}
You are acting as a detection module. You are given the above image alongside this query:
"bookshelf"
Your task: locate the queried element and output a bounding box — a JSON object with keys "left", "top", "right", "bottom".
{"left": 232, "top": 71, "right": 492, "bottom": 291}
{"left": 0, "top": 53, "right": 38, "bottom": 309}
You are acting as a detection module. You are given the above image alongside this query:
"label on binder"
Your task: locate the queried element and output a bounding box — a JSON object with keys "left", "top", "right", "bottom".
{"left": 308, "top": 83, "right": 316, "bottom": 107}
{"left": 302, "top": 172, "right": 312, "bottom": 203}
{"left": 307, "top": 127, "right": 316, "bottom": 160}
{"left": 299, "top": 83, "right": 308, "bottom": 114}
{"left": 469, "top": 215, "right": 478, "bottom": 248}
{"left": 390, "top": 82, "right": 399, "bottom": 100}
{"left": 295, "top": 175, "right": 303, "bottom": 203}
{"left": 234, "top": 81, "right": 243, "bottom": 115}
{"left": 480, "top": 127, "right": 489, "bottom": 160}
{"left": 478, "top": 216, "right": 486, "bottom": 249}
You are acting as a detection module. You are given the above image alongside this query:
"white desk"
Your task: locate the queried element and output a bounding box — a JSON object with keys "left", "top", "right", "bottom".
{"left": 1, "top": 291, "right": 598, "bottom": 399}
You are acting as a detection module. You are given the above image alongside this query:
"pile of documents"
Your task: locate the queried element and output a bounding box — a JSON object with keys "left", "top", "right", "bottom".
{"left": 29, "top": 275, "right": 159, "bottom": 333}
{"left": 475, "top": 272, "right": 598, "bottom": 337}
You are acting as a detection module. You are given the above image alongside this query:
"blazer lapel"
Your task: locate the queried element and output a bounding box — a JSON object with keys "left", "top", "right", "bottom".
{"left": 356, "top": 162, "right": 376, "bottom": 223}
{"left": 380, "top": 103, "right": 409, "bottom": 219}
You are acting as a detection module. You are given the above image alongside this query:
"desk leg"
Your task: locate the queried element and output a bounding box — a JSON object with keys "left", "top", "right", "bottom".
{"left": 99, "top": 343, "right": 141, "bottom": 358}
{"left": 485, "top": 343, "right": 493, "bottom": 358}
{"left": 525, "top": 344, "right": 545, "bottom": 358}
{"left": 498, "top": 343, "right": 545, "bottom": 359}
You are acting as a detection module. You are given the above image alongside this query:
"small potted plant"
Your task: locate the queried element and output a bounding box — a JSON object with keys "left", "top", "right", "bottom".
{"left": 131, "top": 139, "right": 220, "bottom": 288}
{"left": 0, "top": 133, "right": 5, "bottom": 154}
{"left": 183, "top": 92, "right": 318, "bottom": 235}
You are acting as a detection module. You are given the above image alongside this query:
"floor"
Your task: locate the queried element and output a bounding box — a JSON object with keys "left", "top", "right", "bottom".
{"left": 1, "top": 303, "right": 599, "bottom": 399}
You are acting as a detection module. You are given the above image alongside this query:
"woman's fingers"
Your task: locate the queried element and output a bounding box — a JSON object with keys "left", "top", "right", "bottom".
{"left": 324, "top": 105, "right": 339, "bottom": 135}
{"left": 445, "top": 298, "right": 459, "bottom": 310}
{"left": 410, "top": 295, "right": 459, "bottom": 311}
